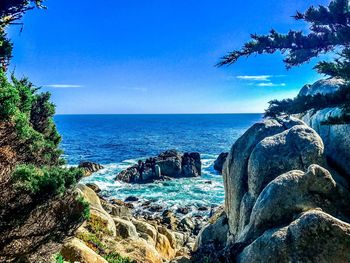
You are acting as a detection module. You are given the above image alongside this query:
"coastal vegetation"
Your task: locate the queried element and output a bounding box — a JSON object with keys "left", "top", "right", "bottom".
{"left": 219, "top": 0, "right": 350, "bottom": 122}
{"left": 0, "top": 2, "right": 90, "bottom": 261}
{"left": 0, "top": 0, "right": 84, "bottom": 199}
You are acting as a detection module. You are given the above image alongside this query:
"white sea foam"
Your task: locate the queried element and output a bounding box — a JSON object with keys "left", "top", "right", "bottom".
{"left": 81, "top": 154, "right": 223, "bottom": 216}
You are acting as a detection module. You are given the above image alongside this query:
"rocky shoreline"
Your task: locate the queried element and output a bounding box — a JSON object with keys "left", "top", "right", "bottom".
{"left": 58, "top": 78, "right": 350, "bottom": 262}
{"left": 60, "top": 183, "right": 219, "bottom": 263}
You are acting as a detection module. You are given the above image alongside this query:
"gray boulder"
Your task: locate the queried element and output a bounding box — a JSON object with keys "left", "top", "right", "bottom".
{"left": 238, "top": 165, "right": 350, "bottom": 243}
{"left": 248, "top": 125, "right": 324, "bottom": 198}
{"left": 194, "top": 210, "right": 228, "bottom": 251}
{"left": 213, "top": 152, "right": 228, "bottom": 173}
{"left": 301, "top": 107, "right": 350, "bottom": 179}
{"left": 298, "top": 77, "right": 345, "bottom": 97}
{"left": 223, "top": 117, "right": 305, "bottom": 237}
{"left": 238, "top": 210, "right": 350, "bottom": 263}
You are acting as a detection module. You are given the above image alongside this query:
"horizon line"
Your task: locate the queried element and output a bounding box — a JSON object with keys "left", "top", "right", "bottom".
{"left": 55, "top": 112, "right": 264, "bottom": 116}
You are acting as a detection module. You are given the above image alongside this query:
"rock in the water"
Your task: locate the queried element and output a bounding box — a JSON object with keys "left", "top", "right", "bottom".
{"left": 176, "top": 207, "right": 190, "bottom": 215}
{"left": 125, "top": 196, "right": 139, "bottom": 202}
{"left": 78, "top": 161, "right": 104, "bottom": 176}
{"left": 115, "top": 150, "right": 201, "bottom": 183}
{"left": 213, "top": 152, "right": 228, "bottom": 173}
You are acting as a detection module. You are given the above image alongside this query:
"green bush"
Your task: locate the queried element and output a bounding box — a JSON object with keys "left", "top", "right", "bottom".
{"left": 76, "top": 195, "right": 91, "bottom": 220}
{"left": 12, "top": 165, "right": 84, "bottom": 196}
{"left": 0, "top": 69, "right": 63, "bottom": 166}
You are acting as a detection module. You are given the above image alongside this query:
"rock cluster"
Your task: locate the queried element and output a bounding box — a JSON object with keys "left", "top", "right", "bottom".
{"left": 116, "top": 150, "right": 201, "bottom": 183}
{"left": 60, "top": 183, "right": 203, "bottom": 263}
{"left": 78, "top": 161, "right": 104, "bottom": 176}
{"left": 194, "top": 116, "right": 350, "bottom": 262}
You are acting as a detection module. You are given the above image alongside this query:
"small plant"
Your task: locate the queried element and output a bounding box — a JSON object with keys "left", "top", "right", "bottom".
{"left": 54, "top": 253, "right": 65, "bottom": 263}
{"left": 76, "top": 195, "right": 90, "bottom": 220}
{"left": 86, "top": 213, "right": 113, "bottom": 236}
{"left": 104, "top": 252, "right": 135, "bottom": 263}
{"left": 77, "top": 231, "right": 106, "bottom": 253}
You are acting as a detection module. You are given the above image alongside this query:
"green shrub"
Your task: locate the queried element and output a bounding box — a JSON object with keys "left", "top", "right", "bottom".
{"left": 76, "top": 195, "right": 90, "bottom": 220}
{"left": 54, "top": 253, "right": 65, "bottom": 263}
{"left": 12, "top": 165, "right": 84, "bottom": 196}
{"left": 0, "top": 69, "right": 63, "bottom": 166}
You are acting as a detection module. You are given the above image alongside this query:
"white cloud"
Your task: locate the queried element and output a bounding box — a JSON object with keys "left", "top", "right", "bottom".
{"left": 256, "top": 82, "right": 286, "bottom": 87}
{"left": 237, "top": 75, "right": 272, "bottom": 81}
{"left": 44, "top": 84, "right": 83, "bottom": 88}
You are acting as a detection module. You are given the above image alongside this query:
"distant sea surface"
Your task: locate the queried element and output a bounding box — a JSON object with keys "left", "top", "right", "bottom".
{"left": 55, "top": 114, "right": 262, "bottom": 215}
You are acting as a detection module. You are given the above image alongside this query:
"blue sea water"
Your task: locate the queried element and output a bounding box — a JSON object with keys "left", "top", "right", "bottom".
{"left": 55, "top": 114, "right": 262, "bottom": 215}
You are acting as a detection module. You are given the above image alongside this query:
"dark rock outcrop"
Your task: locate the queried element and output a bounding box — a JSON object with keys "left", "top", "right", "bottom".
{"left": 116, "top": 150, "right": 201, "bottom": 183}
{"left": 78, "top": 161, "right": 104, "bottom": 176}
{"left": 214, "top": 152, "right": 228, "bottom": 173}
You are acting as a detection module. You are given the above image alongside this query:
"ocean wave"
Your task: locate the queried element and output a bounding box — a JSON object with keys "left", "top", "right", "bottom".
{"left": 80, "top": 153, "right": 223, "bottom": 216}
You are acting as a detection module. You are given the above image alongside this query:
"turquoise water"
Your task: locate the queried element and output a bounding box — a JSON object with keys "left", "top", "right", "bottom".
{"left": 55, "top": 114, "right": 262, "bottom": 215}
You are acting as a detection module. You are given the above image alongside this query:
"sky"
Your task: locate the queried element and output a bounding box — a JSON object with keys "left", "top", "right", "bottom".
{"left": 8, "top": 0, "right": 330, "bottom": 114}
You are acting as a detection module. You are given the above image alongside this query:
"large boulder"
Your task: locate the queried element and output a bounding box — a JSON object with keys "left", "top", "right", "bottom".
{"left": 116, "top": 150, "right": 201, "bottom": 183}
{"left": 237, "top": 210, "right": 350, "bottom": 263}
{"left": 213, "top": 152, "right": 228, "bottom": 173}
{"left": 247, "top": 125, "right": 324, "bottom": 198}
{"left": 298, "top": 77, "right": 345, "bottom": 97}
{"left": 194, "top": 209, "right": 228, "bottom": 251}
{"left": 61, "top": 238, "right": 108, "bottom": 263}
{"left": 113, "top": 217, "right": 138, "bottom": 239}
{"left": 222, "top": 117, "right": 305, "bottom": 237}
{"left": 198, "top": 116, "right": 350, "bottom": 263}
{"left": 301, "top": 107, "right": 350, "bottom": 179}
{"left": 114, "top": 238, "right": 163, "bottom": 263}
{"left": 237, "top": 165, "right": 350, "bottom": 243}
{"left": 76, "top": 184, "right": 116, "bottom": 237}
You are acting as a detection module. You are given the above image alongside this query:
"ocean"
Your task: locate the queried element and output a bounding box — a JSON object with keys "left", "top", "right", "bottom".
{"left": 55, "top": 114, "right": 262, "bottom": 216}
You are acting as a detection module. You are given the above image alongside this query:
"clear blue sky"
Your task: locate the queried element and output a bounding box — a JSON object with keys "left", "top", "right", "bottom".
{"left": 8, "top": 0, "right": 329, "bottom": 114}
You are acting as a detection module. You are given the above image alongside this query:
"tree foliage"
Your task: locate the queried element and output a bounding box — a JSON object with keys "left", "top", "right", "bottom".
{"left": 219, "top": 0, "right": 350, "bottom": 122}
{"left": 218, "top": 0, "right": 350, "bottom": 81}
{"left": 265, "top": 83, "right": 350, "bottom": 117}
{"left": 12, "top": 164, "right": 83, "bottom": 196}
{"left": 0, "top": 0, "right": 44, "bottom": 70}
{"left": 0, "top": 70, "right": 63, "bottom": 166}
